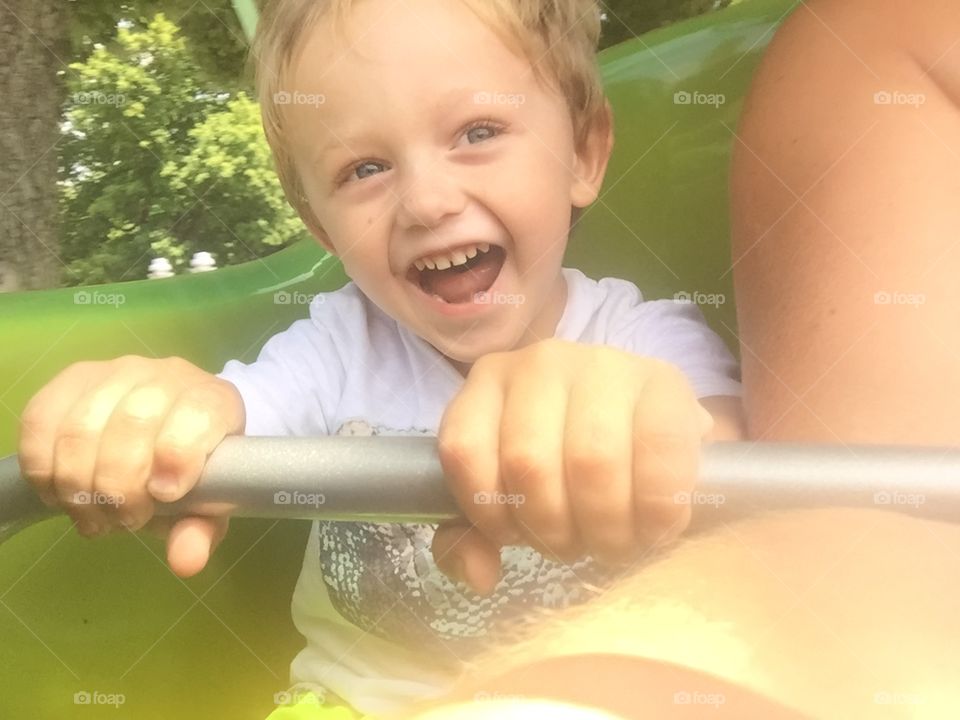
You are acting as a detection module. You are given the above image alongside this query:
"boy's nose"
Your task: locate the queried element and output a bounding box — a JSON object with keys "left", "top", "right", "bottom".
{"left": 396, "top": 164, "right": 467, "bottom": 230}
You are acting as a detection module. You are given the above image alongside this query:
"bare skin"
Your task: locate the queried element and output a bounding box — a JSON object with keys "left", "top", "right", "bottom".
{"left": 405, "top": 507, "right": 960, "bottom": 719}
{"left": 730, "top": 0, "right": 960, "bottom": 444}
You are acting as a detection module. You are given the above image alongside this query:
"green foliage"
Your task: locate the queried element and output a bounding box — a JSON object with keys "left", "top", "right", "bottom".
{"left": 59, "top": 14, "right": 307, "bottom": 285}
{"left": 67, "top": 0, "right": 250, "bottom": 91}
{"left": 160, "top": 93, "right": 311, "bottom": 267}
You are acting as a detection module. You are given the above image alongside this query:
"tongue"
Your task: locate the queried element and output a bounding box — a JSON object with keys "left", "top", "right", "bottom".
{"left": 420, "top": 249, "right": 503, "bottom": 304}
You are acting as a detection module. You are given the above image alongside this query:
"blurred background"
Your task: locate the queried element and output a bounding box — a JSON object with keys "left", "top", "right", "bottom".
{"left": 0, "top": 0, "right": 733, "bottom": 292}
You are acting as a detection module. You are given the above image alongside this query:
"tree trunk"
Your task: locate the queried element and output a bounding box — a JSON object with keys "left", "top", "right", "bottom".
{"left": 0, "top": 0, "right": 67, "bottom": 291}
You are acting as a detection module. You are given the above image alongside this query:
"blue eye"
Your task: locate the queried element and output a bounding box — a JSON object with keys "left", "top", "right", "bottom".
{"left": 335, "top": 120, "right": 504, "bottom": 187}
{"left": 463, "top": 120, "right": 504, "bottom": 145}
{"left": 467, "top": 125, "right": 495, "bottom": 141}
{"left": 334, "top": 160, "right": 387, "bottom": 187}
{"left": 342, "top": 160, "right": 386, "bottom": 184}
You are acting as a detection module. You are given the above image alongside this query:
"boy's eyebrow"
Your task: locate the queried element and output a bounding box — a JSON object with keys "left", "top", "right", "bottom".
{"left": 312, "top": 86, "right": 486, "bottom": 160}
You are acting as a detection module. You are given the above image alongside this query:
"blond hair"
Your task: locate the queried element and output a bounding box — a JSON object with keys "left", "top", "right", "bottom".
{"left": 251, "top": 0, "right": 607, "bottom": 230}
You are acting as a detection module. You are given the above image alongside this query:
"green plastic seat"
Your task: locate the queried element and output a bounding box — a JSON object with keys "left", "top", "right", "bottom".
{"left": 0, "top": 1, "right": 794, "bottom": 717}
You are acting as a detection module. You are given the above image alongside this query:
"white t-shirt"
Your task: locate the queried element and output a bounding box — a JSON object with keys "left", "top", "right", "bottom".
{"left": 216, "top": 267, "right": 741, "bottom": 715}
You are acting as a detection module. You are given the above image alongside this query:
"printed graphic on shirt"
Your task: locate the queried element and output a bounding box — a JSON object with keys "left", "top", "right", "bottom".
{"left": 317, "top": 419, "right": 624, "bottom": 660}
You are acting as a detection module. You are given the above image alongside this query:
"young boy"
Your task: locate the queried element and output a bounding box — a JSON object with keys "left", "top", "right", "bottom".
{"left": 18, "top": 0, "right": 743, "bottom": 716}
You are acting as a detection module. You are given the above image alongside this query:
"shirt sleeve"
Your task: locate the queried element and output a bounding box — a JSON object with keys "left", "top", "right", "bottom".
{"left": 614, "top": 298, "right": 742, "bottom": 399}
{"left": 215, "top": 312, "right": 345, "bottom": 437}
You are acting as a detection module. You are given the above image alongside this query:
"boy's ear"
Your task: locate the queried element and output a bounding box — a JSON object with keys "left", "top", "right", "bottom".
{"left": 570, "top": 98, "right": 614, "bottom": 208}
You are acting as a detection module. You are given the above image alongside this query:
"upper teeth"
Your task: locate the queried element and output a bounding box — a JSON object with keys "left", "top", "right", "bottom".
{"left": 414, "top": 242, "right": 491, "bottom": 271}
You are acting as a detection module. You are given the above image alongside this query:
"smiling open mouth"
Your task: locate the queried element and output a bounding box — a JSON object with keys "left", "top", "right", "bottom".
{"left": 407, "top": 244, "right": 506, "bottom": 304}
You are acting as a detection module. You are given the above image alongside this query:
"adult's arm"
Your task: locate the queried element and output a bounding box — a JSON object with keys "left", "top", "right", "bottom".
{"left": 730, "top": 0, "right": 960, "bottom": 443}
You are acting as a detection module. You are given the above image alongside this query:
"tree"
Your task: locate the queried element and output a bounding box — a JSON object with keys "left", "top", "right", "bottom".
{"left": 59, "top": 14, "right": 307, "bottom": 285}
{"left": 0, "top": 0, "right": 68, "bottom": 291}
{"left": 159, "top": 93, "right": 310, "bottom": 269}
{"left": 68, "top": 0, "right": 250, "bottom": 92}
{"left": 0, "top": 0, "right": 249, "bottom": 292}
{"left": 60, "top": 14, "right": 226, "bottom": 284}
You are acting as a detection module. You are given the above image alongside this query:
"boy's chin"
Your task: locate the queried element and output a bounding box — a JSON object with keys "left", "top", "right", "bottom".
{"left": 436, "top": 342, "right": 495, "bottom": 367}
{"left": 433, "top": 328, "right": 530, "bottom": 370}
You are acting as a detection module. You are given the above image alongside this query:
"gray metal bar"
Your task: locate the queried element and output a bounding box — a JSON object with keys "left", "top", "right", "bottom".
{"left": 1, "top": 439, "right": 959, "bottom": 544}
{"left": 156, "top": 436, "right": 458, "bottom": 522}
{"left": 686, "top": 441, "right": 960, "bottom": 524}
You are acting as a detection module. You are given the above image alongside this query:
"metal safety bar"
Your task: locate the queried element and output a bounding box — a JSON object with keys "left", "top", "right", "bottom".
{"left": 1, "top": 438, "right": 958, "bottom": 543}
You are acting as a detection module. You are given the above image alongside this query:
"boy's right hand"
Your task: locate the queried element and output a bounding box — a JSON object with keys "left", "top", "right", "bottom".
{"left": 17, "top": 355, "right": 245, "bottom": 578}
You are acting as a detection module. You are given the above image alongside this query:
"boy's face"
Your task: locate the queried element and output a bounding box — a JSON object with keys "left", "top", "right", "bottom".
{"left": 282, "top": 0, "right": 611, "bottom": 371}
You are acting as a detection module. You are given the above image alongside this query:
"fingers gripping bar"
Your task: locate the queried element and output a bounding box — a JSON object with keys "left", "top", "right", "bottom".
{"left": 1, "top": 438, "right": 958, "bottom": 542}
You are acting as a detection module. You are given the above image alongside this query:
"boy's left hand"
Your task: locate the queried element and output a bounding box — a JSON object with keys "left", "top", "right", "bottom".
{"left": 433, "top": 338, "right": 714, "bottom": 595}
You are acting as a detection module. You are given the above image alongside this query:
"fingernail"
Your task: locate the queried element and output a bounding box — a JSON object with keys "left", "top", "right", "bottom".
{"left": 148, "top": 476, "right": 179, "bottom": 500}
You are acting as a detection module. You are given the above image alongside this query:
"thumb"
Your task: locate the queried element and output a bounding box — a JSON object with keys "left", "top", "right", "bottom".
{"left": 432, "top": 520, "right": 502, "bottom": 596}
{"left": 165, "top": 516, "right": 230, "bottom": 578}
